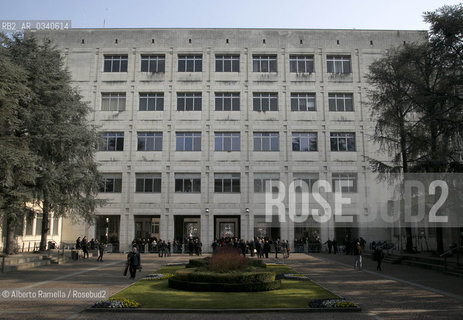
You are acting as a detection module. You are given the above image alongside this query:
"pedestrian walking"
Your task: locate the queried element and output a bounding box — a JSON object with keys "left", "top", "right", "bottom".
{"left": 126, "top": 247, "right": 141, "bottom": 279}
{"left": 81, "top": 236, "right": 89, "bottom": 259}
{"left": 97, "top": 241, "right": 105, "bottom": 262}
{"left": 374, "top": 245, "right": 384, "bottom": 271}
{"left": 353, "top": 242, "right": 362, "bottom": 270}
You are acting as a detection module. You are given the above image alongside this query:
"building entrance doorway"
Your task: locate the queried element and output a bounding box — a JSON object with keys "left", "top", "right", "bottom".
{"left": 174, "top": 215, "right": 201, "bottom": 242}
{"left": 214, "top": 216, "right": 240, "bottom": 239}
{"left": 134, "top": 215, "right": 160, "bottom": 240}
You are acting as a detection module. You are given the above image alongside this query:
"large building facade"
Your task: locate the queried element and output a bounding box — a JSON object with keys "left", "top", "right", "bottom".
{"left": 29, "top": 28, "right": 430, "bottom": 252}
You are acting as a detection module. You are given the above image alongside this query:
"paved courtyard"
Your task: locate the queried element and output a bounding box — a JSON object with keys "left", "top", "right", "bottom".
{"left": 0, "top": 253, "right": 462, "bottom": 320}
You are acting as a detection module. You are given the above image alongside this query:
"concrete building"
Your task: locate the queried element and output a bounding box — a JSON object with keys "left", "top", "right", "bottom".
{"left": 23, "top": 28, "right": 437, "bottom": 253}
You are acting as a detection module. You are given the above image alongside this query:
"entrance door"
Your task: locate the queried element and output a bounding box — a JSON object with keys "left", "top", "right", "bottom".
{"left": 134, "top": 216, "right": 160, "bottom": 240}
{"left": 214, "top": 216, "right": 240, "bottom": 239}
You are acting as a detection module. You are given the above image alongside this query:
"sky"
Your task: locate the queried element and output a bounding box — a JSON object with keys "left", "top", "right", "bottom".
{"left": 1, "top": 0, "right": 462, "bottom": 30}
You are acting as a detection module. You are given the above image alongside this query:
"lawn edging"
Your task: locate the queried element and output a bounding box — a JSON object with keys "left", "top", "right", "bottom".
{"left": 85, "top": 306, "right": 361, "bottom": 313}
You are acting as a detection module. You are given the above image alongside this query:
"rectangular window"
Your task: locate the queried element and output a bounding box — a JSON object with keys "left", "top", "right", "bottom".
{"left": 327, "top": 55, "right": 351, "bottom": 74}
{"left": 253, "top": 55, "right": 277, "bottom": 72}
{"left": 104, "top": 55, "right": 128, "bottom": 72}
{"left": 176, "top": 132, "right": 201, "bottom": 151}
{"left": 101, "top": 93, "right": 126, "bottom": 111}
{"left": 328, "top": 93, "right": 354, "bottom": 111}
{"left": 52, "top": 216, "right": 59, "bottom": 235}
{"left": 291, "top": 93, "right": 316, "bottom": 111}
{"left": 253, "top": 93, "right": 278, "bottom": 111}
{"left": 293, "top": 173, "right": 319, "bottom": 192}
{"left": 139, "top": 93, "right": 164, "bottom": 111}
{"left": 254, "top": 173, "right": 280, "bottom": 193}
{"left": 177, "top": 93, "right": 202, "bottom": 111}
{"left": 137, "top": 132, "right": 162, "bottom": 151}
{"left": 254, "top": 132, "right": 279, "bottom": 151}
{"left": 178, "top": 55, "right": 202, "bottom": 72}
{"left": 216, "top": 55, "right": 240, "bottom": 72}
{"left": 100, "top": 174, "right": 122, "bottom": 193}
{"left": 215, "top": 92, "right": 240, "bottom": 111}
{"left": 332, "top": 173, "right": 358, "bottom": 193}
{"left": 175, "top": 173, "right": 201, "bottom": 193}
{"left": 141, "top": 55, "right": 165, "bottom": 73}
{"left": 100, "top": 132, "right": 124, "bottom": 151}
{"left": 289, "top": 55, "right": 314, "bottom": 73}
{"left": 25, "top": 215, "right": 33, "bottom": 236}
{"left": 292, "top": 133, "right": 318, "bottom": 151}
{"left": 330, "top": 132, "right": 356, "bottom": 151}
{"left": 214, "top": 173, "right": 240, "bottom": 193}
{"left": 135, "top": 173, "right": 161, "bottom": 193}
{"left": 215, "top": 132, "right": 240, "bottom": 151}
{"left": 35, "top": 214, "right": 42, "bottom": 236}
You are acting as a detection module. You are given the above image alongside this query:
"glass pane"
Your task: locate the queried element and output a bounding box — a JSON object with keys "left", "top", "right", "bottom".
{"left": 232, "top": 59, "right": 239, "bottom": 72}
{"left": 270, "top": 59, "right": 277, "bottom": 72}
{"left": 120, "top": 59, "right": 128, "bottom": 72}
{"left": 253, "top": 97, "right": 260, "bottom": 111}
{"left": 253, "top": 60, "right": 259, "bottom": 72}
{"left": 176, "top": 136, "right": 183, "bottom": 151}
{"left": 116, "top": 137, "right": 124, "bottom": 151}
{"left": 232, "top": 178, "right": 240, "bottom": 192}
{"left": 193, "top": 179, "right": 201, "bottom": 192}
{"left": 291, "top": 98, "right": 298, "bottom": 111}
{"left": 158, "top": 59, "right": 165, "bottom": 72}
{"left": 254, "top": 136, "right": 261, "bottom": 151}
{"left": 145, "top": 179, "right": 153, "bottom": 192}
{"left": 175, "top": 179, "right": 183, "bottom": 192}
{"left": 270, "top": 97, "right": 277, "bottom": 111}
{"left": 232, "top": 136, "right": 240, "bottom": 151}
{"left": 298, "top": 61, "right": 305, "bottom": 73}
{"left": 104, "top": 59, "right": 111, "bottom": 72}
{"left": 196, "top": 59, "right": 202, "bottom": 72}
{"left": 184, "top": 179, "right": 192, "bottom": 192}
{"left": 223, "top": 179, "right": 231, "bottom": 192}
{"left": 271, "top": 135, "right": 279, "bottom": 151}
{"left": 146, "top": 137, "right": 154, "bottom": 151}
{"left": 194, "top": 135, "right": 201, "bottom": 151}
{"left": 185, "top": 136, "right": 192, "bottom": 150}
{"left": 216, "top": 59, "right": 223, "bottom": 72}
{"left": 137, "top": 137, "right": 145, "bottom": 151}
{"left": 223, "top": 97, "right": 231, "bottom": 111}
{"left": 292, "top": 137, "right": 300, "bottom": 151}
{"left": 339, "top": 138, "right": 347, "bottom": 151}
{"left": 215, "top": 179, "right": 222, "bottom": 192}
{"left": 328, "top": 98, "right": 336, "bottom": 111}
{"left": 215, "top": 135, "right": 222, "bottom": 151}
{"left": 330, "top": 137, "right": 338, "bottom": 151}
{"left": 347, "top": 136, "right": 355, "bottom": 151}
{"left": 345, "top": 97, "right": 353, "bottom": 111}
{"left": 113, "top": 60, "right": 120, "bottom": 72}
{"left": 141, "top": 59, "right": 148, "bottom": 72}
{"left": 178, "top": 59, "right": 185, "bottom": 72}
{"left": 224, "top": 136, "right": 231, "bottom": 151}
{"left": 224, "top": 59, "right": 231, "bottom": 72}
{"left": 114, "top": 179, "right": 122, "bottom": 192}
{"left": 262, "top": 136, "right": 270, "bottom": 150}
{"left": 216, "top": 97, "right": 222, "bottom": 110}
{"left": 290, "top": 60, "right": 297, "bottom": 72}
{"left": 136, "top": 179, "right": 144, "bottom": 192}
{"left": 327, "top": 61, "right": 333, "bottom": 73}
{"left": 154, "top": 179, "right": 161, "bottom": 192}
{"left": 254, "top": 179, "right": 262, "bottom": 192}
{"left": 262, "top": 98, "right": 269, "bottom": 111}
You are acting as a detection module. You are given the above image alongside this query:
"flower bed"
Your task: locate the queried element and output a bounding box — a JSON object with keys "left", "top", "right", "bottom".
{"left": 309, "top": 298, "right": 358, "bottom": 309}
{"left": 92, "top": 298, "right": 140, "bottom": 309}
{"left": 280, "top": 273, "right": 310, "bottom": 280}
{"left": 142, "top": 273, "right": 174, "bottom": 280}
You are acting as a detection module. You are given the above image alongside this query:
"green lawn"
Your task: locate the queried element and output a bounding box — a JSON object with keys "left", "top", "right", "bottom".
{"left": 111, "top": 264, "right": 338, "bottom": 309}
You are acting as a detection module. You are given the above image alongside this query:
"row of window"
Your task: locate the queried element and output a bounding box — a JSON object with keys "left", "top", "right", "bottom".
{"left": 101, "top": 92, "right": 354, "bottom": 112}
{"left": 101, "top": 173, "right": 358, "bottom": 193}
{"left": 101, "top": 132, "right": 356, "bottom": 152}
{"left": 103, "top": 54, "right": 351, "bottom": 74}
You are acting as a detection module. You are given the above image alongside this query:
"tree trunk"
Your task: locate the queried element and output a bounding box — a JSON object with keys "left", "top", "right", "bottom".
{"left": 39, "top": 194, "right": 50, "bottom": 251}
{"left": 4, "top": 217, "right": 16, "bottom": 255}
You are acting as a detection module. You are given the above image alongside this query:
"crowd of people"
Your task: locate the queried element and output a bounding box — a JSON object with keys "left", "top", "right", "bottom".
{"left": 211, "top": 237, "right": 291, "bottom": 259}
{"left": 75, "top": 236, "right": 105, "bottom": 262}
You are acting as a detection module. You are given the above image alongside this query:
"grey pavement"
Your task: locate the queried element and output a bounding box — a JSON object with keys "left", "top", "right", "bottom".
{"left": 0, "top": 253, "right": 461, "bottom": 320}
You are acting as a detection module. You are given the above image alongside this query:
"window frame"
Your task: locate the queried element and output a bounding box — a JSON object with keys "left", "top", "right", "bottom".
{"left": 328, "top": 93, "right": 354, "bottom": 112}
{"left": 177, "top": 92, "right": 202, "bottom": 111}
{"left": 292, "top": 132, "right": 318, "bottom": 152}
{"left": 139, "top": 92, "right": 164, "bottom": 111}
{"left": 140, "top": 55, "right": 165, "bottom": 73}
{"left": 330, "top": 132, "right": 356, "bottom": 152}
{"left": 253, "top": 132, "right": 279, "bottom": 152}
{"left": 101, "top": 92, "right": 126, "bottom": 112}
{"left": 176, "top": 132, "right": 201, "bottom": 151}
{"left": 291, "top": 93, "right": 316, "bottom": 111}
{"left": 326, "top": 55, "right": 351, "bottom": 74}
{"left": 103, "top": 55, "right": 128, "bottom": 72}
{"left": 254, "top": 173, "right": 280, "bottom": 193}
{"left": 214, "top": 173, "right": 241, "bottom": 193}
{"left": 289, "top": 55, "right": 314, "bottom": 73}
{"left": 100, "top": 132, "right": 124, "bottom": 151}
{"left": 178, "top": 55, "right": 203, "bottom": 72}
{"left": 100, "top": 174, "right": 123, "bottom": 193}
{"left": 252, "top": 55, "right": 277, "bottom": 72}
{"left": 215, "top": 55, "right": 240, "bottom": 72}
{"left": 215, "top": 92, "right": 240, "bottom": 111}
{"left": 214, "top": 132, "right": 240, "bottom": 151}
{"left": 332, "top": 173, "right": 358, "bottom": 193}
{"left": 175, "top": 174, "right": 201, "bottom": 193}
{"left": 253, "top": 93, "right": 278, "bottom": 111}
{"left": 135, "top": 173, "right": 161, "bottom": 193}
{"left": 137, "top": 132, "right": 163, "bottom": 151}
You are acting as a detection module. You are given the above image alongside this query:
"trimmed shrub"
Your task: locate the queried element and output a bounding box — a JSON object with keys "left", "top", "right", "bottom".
{"left": 248, "top": 259, "right": 266, "bottom": 268}
{"left": 208, "top": 246, "right": 247, "bottom": 272}
{"left": 174, "top": 268, "right": 275, "bottom": 284}
{"left": 168, "top": 278, "right": 281, "bottom": 292}
{"left": 186, "top": 258, "right": 209, "bottom": 268}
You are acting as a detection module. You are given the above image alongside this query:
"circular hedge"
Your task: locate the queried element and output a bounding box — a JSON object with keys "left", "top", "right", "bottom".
{"left": 174, "top": 268, "right": 276, "bottom": 284}
{"left": 168, "top": 267, "right": 280, "bottom": 292}
{"left": 168, "top": 278, "right": 281, "bottom": 292}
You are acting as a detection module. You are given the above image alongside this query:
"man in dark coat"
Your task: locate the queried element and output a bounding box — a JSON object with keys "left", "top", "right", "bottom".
{"left": 374, "top": 245, "right": 385, "bottom": 271}
{"left": 263, "top": 240, "right": 270, "bottom": 258}
{"left": 97, "top": 241, "right": 105, "bottom": 262}
{"left": 127, "top": 247, "right": 141, "bottom": 279}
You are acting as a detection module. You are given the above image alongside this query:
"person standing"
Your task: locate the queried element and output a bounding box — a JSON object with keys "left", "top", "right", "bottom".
{"left": 264, "top": 240, "right": 270, "bottom": 258}
{"left": 374, "top": 245, "right": 385, "bottom": 271}
{"left": 333, "top": 239, "right": 338, "bottom": 254}
{"left": 274, "top": 239, "right": 281, "bottom": 259}
{"left": 81, "top": 236, "right": 89, "bottom": 259}
{"left": 127, "top": 247, "right": 141, "bottom": 279}
{"left": 97, "top": 241, "right": 105, "bottom": 262}
{"left": 75, "top": 237, "right": 81, "bottom": 250}
{"left": 353, "top": 242, "right": 362, "bottom": 270}
{"left": 324, "top": 239, "right": 333, "bottom": 254}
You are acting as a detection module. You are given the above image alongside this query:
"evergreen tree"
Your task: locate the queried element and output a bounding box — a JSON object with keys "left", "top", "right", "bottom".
{"left": 0, "top": 35, "right": 37, "bottom": 254}
{"left": 7, "top": 35, "right": 103, "bottom": 251}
